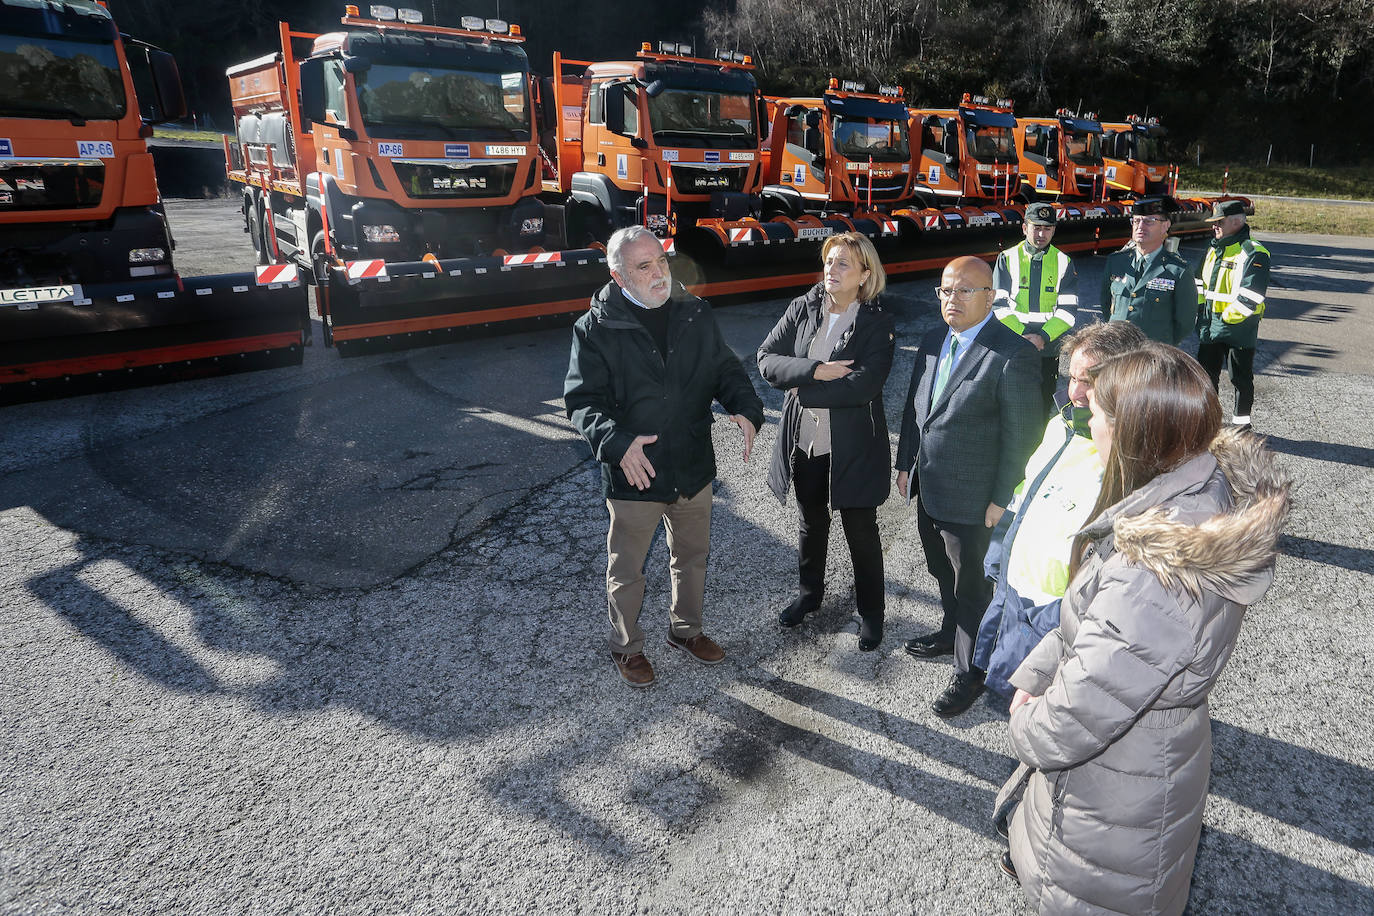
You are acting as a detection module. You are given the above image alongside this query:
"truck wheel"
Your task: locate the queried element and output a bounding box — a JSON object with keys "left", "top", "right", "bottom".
{"left": 257, "top": 205, "right": 275, "bottom": 265}
{"left": 311, "top": 230, "right": 331, "bottom": 285}
{"left": 248, "top": 205, "right": 269, "bottom": 265}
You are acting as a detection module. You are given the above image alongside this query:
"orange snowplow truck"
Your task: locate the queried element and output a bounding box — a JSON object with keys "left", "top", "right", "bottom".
{"left": 1101, "top": 115, "right": 1177, "bottom": 198}
{"left": 762, "top": 80, "right": 918, "bottom": 218}
{"left": 1014, "top": 108, "right": 1105, "bottom": 200}
{"left": 1, "top": 0, "right": 306, "bottom": 402}
{"left": 539, "top": 42, "right": 766, "bottom": 245}
{"left": 227, "top": 5, "right": 549, "bottom": 348}
{"left": 908, "top": 94, "right": 1020, "bottom": 206}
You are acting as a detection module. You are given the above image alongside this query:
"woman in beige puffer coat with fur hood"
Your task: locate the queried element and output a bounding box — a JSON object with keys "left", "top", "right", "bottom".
{"left": 995, "top": 343, "right": 1290, "bottom": 915}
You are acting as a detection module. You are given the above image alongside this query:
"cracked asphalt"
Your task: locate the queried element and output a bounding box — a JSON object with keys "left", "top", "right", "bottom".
{"left": 2, "top": 206, "right": 1372, "bottom": 914}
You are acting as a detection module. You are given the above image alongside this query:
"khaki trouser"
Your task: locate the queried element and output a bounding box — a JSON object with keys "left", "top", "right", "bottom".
{"left": 605, "top": 484, "right": 712, "bottom": 655}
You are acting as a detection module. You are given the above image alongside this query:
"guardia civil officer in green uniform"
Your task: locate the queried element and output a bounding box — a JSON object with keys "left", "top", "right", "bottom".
{"left": 1100, "top": 198, "right": 1196, "bottom": 345}
{"left": 993, "top": 201, "right": 1079, "bottom": 413}
{"left": 1195, "top": 199, "right": 1270, "bottom": 428}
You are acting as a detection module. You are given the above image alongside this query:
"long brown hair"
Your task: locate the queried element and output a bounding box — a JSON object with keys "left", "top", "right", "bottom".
{"left": 1068, "top": 343, "right": 1222, "bottom": 578}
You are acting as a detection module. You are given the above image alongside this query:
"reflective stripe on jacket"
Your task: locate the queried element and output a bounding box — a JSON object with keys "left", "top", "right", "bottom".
{"left": 1197, "top": 226, "right": 1271, "bottom": 347}
{"left": 994, "top": 242, "right": 1078, "bottom": 343}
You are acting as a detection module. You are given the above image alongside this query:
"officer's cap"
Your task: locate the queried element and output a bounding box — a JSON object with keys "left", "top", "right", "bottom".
{"left": 1130, "top": 198, "right": 1167, "bottom": 218}
{"left": 1204, "top": 199, "right": 1247, "bottom": 222}
{"left": 1024, "top": 202, "right": 1057, "bottom": 226}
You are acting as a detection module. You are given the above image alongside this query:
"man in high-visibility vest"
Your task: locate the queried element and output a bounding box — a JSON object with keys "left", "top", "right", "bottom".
{"left": 992, "top": 201, "right": 1079, "bottom": 413}
{"left": 1195, "top": 199, "right": 1271, "bottom": 428}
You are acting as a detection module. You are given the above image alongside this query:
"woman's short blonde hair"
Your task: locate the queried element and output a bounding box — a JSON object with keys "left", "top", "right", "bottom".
{"left": 821, "top": 231, "right": 887, "bottom": 302}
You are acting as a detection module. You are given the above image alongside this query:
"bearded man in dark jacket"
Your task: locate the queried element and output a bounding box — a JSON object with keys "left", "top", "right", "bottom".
{"left": 564, "top": 226, "right": 764, "bottom": 688}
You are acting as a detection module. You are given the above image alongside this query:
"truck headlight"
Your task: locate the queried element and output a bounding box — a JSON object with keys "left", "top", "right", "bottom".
{"left": 362, "top": 224, "right": 401, "bottom": 243}
{"left": 128, "top": 247, "right": 167, "bottom": 263}
{"left": 519, "top": 217, "right": 544, "bottom": 236}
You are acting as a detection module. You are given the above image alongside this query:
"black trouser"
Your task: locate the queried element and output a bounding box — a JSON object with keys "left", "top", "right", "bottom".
{"left": 793, "top": 450, "right": 884, "bottom": 623}
{"left": 916, "top": 496, "right": 992, "bottom": 674}
{"left": 1039, "top": 355, "right": 1061, "bottom": 417}
{"left": 1197, "top": 341, "right": 1255, "bottom": 417}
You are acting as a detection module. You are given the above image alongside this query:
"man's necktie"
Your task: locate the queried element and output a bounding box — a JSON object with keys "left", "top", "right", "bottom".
{"left": 931, "top": 336, "right": 959, "bottom": 404}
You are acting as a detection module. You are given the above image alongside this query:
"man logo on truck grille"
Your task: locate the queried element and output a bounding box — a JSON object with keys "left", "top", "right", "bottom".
{"left": 433, "top": 176, "right": 487, "bottom": 190}
{"left": 692, "top": 174, "right": 731, "bottom": 190}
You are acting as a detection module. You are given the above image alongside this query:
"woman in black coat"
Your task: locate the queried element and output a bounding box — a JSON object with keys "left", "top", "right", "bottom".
{"left": 757, "top": 232, "right": 896, "bottom": 651}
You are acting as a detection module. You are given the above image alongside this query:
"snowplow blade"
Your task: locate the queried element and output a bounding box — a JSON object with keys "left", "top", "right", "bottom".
{"left": 0, "top": 270, "right": 306, "bottom": 404}
{"left": 321, "top": 248, "right": 615, "bottom": 356}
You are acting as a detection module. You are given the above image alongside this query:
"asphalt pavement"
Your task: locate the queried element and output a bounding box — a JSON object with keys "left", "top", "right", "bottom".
{"left": 2, "top": 208, "right": 1372, "bottom": 914}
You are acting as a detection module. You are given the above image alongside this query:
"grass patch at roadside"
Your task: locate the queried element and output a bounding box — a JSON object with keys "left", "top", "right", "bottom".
{"left": 1248, "top": 199, "right": 1374, "bottom": 237}
{"left": 1180, "top": 163, "right": 1374, "bottom": 201}
{"left": 152, "top": 127, "right": 226, "bottom": 144}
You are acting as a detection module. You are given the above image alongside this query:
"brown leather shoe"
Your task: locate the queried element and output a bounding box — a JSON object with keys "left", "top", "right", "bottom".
{"left": 666, "top": 631, "right": 725, "bottom": 665}
{"left": 610, "top": 651, "right": 655, "bottom": 688}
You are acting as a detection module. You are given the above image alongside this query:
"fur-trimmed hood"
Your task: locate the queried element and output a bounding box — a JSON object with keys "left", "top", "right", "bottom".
{"left": 1094, "top": 427, "right": 1291, "bottom": 603}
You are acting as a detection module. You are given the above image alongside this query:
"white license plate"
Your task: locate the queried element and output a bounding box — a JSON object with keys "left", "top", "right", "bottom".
{"left": 797, "top": 227, "right": 833, "bottom": 240}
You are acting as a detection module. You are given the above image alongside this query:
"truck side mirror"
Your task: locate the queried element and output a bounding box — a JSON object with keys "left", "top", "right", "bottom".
{"left": 342, "top": 55, "right": 371, "bottom": 74}
{"left": 146, "top": 49, "right": 187, "bottom": 123}
{"left": 124, "top": 41, "right": 187, "bottom": 124}
{"left": 299, "top": 58, "right": 327, "bottom": 126}
{"left": 803, "top": 125, "right": 822, "bottom": 157}
{"left": 604, "top": 83, "right": 628, "bottom": 135}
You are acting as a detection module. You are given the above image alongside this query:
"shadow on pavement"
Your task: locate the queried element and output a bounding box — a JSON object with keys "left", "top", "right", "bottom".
{"left": 1186, "top": 825, "right": 1374, "bottom": 914}
{"left": 1211, "top": 720, "right": 1374, "bottom": 854}
{"left": 1276, "top": 534, "right": 1374, "bottom": 574}
{"left": 29, "top": 553, "right": 220, "bottom": 695}
{"left": 1261, "top": 434, "right": 1374, "bottom": 469}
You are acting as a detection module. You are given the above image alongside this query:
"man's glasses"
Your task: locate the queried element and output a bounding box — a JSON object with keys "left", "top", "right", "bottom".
{"left": 935, "top": 286, "right": 992, "bottom": 301}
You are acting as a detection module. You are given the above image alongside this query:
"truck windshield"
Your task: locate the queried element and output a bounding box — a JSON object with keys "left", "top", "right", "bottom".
{"left": 832, "top": 116, "right": 909, "bottom": 162}
{"left": 356, "top": 63, "right": 530, "bottom": 140}
{"left": 647, "top": 88, "right": 756, "bottom": 149}
{"left": 1135, "top": 134, "right": 1166, "bottom": 164}
{"left": 1063, "top": 128, "right": 1102, "bottom": 165}
{"left": 0, "top": 35, "right": 126, "bottom": 121}
{"left": 967, "top": 125, "right": 1016, "bottom": 162}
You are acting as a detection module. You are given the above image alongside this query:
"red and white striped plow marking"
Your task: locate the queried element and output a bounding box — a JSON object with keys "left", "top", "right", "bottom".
{"left": 877, "top": 218, "right": 898, "bottom": 235}
{"left": 728, "top": 227, "right": 754, "bottom": 244}
{"left": 255, "top": 264, "right": 299, "bottom": 286}
{"left": 661, "top": 239, "right": 676, "bottom": 255}
{"left": 346, "top": 259, "right": 388, "bottom": 281}
{"left": 501, "top": 252, "right": 563, "bottom": 267}
{"left": 922, "top": 214, "right": 942, "bottom": 230}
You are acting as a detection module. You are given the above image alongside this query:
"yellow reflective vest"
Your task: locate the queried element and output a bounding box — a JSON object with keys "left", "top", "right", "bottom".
{"left": 994, "top": 242, "right": 1078, "bottom": 344}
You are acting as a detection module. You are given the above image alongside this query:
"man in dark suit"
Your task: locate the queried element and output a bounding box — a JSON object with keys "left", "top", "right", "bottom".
{"left": 895, "top": 256, "right": 1043, "bottom": 717}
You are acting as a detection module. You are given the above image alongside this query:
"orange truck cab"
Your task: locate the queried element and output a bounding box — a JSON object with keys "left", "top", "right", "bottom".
{"left": 761, "top": 80, "right": 916, "bottom": 218}
{"left": 1101, "top": 115, "right": 1175, "bottom": 198}
{"left": 1, "top": 0, "right": 184, "bottom": 291}
{"left": 539, "top": 42, "right": 765, "bottom": 243}
{"left": 1015, "top": 108, "right": 1105, "bottom": 200}
{"left": 908, "top": 94, "right": 1019, "bottom": 206}
{"left": 226, "top": 5, "right": 545, "bottom": 277}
